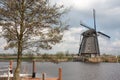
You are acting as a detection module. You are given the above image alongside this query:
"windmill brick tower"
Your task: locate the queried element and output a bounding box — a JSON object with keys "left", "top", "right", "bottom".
{"left": 78, "top": 9, "right": 110, "bottom": 57}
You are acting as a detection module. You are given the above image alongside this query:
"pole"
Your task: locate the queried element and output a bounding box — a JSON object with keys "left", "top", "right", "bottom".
{"left": 9, "top": 60, "right": 13, "bottom": 74}
{"left": 42, "top": 73, "right": 46, "bottom": 80}
{"left": 32, "top": 60, "right": 36, "bottom": 78}
{"left": 8, "top": 67, "right": 10, "bottom": 80}
{"left": 58, "top": 68, "right": 62, "bottom": 80}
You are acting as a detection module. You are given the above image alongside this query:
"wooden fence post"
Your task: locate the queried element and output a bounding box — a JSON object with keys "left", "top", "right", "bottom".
{"left": 42, "top": 73, "right": 46, "bottom": 80}
{"left": 58, "top": 68, "right": 62, "bottom": 80}
{"left": 9, "top": 60, "right": 13, "bottom": 74}
{"left": 32, "top": 60, "right": 36, "bottom": 78}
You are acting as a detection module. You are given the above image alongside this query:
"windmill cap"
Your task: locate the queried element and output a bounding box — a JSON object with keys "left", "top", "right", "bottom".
{"left": 82, "top": 29, "right": 96, "bottom": 36}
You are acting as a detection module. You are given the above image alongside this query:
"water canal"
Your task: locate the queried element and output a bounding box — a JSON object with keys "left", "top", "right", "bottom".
{"left": 0, "top": 62, "right": 120, "bottom": 80}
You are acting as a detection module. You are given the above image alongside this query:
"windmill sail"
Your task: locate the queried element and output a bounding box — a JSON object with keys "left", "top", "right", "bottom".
{"left": 93, "top": 9, "right": 96, "bottom": 31}
{"left": 80, "top": 22, "right": 93, "bottom": 30}
{"left": 97, "top": 31, "right": 110, "bottom": 38}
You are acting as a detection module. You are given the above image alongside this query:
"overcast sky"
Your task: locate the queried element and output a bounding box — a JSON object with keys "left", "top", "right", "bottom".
{"left": 0, "top": 0, "right": 120, "bottom": 55}
{"left": 45, "top": 0, "right": 120, "bottom": 55}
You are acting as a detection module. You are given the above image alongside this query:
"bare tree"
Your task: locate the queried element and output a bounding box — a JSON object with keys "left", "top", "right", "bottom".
{"left": 0, "top": 0, "right": 68, "bottom": 80}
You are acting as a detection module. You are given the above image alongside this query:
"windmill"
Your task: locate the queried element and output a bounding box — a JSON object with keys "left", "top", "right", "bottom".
{"left": 78, "top": 9, "right": 110, "bottom": 57}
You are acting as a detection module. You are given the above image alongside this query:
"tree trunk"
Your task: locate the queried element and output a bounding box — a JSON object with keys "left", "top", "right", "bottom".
{"left": 13, "top": 58, "right": 21, "bottom": 80}
{"left": 13, "top": 40, "right": 22, "bottom": 80}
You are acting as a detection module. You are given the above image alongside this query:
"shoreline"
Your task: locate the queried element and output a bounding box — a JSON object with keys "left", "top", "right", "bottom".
{"left": 0, "top": 55, "right": 120, "bottom": 63}
{"left": 0, "top": 59, "right": 119, "bottom": 63}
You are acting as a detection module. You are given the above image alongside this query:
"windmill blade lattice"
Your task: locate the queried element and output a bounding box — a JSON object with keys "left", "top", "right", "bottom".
{"left": 97, "top": 31, "right": 110, "bottom": 38}
{"left": 80, "top": 22, "right": 94, "bottom": 30}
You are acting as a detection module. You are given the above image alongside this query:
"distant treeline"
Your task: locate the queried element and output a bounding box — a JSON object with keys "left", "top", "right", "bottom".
{"left": 0, "top": 51, "right": 76, "bottom": 62}
{"left": 0, "top": 51, "right": 76, "bottom": 56}
{"left": 0, "top": 52, "right": 120, "bottom": 62}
